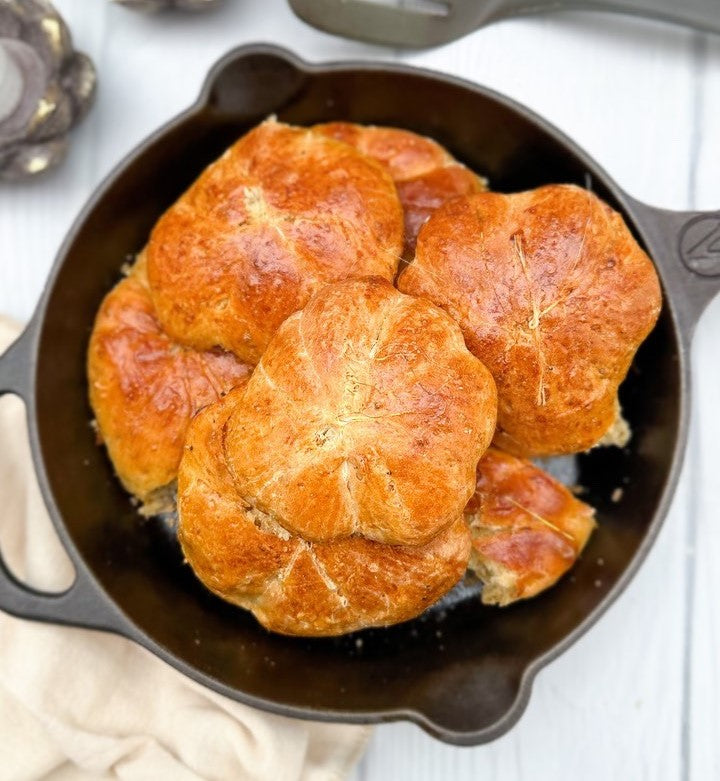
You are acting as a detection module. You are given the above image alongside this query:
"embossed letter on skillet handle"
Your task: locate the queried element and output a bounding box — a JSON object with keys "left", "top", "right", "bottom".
{"left": 629, "top": 199, "right": 720, "bottom": 342}
{"left": 0, "top": 316, "right": 130, "bottom": 636}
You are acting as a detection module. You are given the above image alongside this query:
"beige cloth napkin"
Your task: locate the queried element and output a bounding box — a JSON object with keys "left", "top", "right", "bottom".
{"left": 0, "top": 318, "right": 371, "bottom": 781}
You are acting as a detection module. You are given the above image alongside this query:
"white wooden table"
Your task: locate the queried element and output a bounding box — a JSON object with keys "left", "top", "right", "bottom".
{"left": 1, "top": 2, "right": 718, "bottom": 778}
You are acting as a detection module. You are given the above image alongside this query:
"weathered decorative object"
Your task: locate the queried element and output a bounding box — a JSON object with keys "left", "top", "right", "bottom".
{"left": 0, "top": 0, "right": 96, "bottom": 180}
{"left": 113, "top": 0, "right": 222, "bottom": 11}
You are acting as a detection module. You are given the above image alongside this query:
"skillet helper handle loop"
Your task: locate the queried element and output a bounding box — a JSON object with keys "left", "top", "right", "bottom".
{"left": 631, "top": 200, "right": 720, "bottom": 340}
{"left": 0, "top": 321, "right": 35, "bottom": 397}
{"left": 0, "top": 553, "right": 122, "bottom": 631}
{"left": 0, "top": 321, "right": 127, "bottom": 633}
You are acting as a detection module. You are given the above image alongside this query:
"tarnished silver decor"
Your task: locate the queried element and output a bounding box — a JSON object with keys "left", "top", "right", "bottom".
{"left": 113, "top": 0, "right": 222, "bottom": 11}
{"left": 0, "top": 0, "right": 95, "bottom": 180}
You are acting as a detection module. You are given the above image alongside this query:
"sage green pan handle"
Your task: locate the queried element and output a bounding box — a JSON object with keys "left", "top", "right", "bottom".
{"left": 287, "top": 0, "right": 720, "bottom": 49}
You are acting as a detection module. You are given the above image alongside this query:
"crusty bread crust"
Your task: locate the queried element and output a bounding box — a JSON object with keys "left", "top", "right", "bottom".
{"left": 224, "top": 277, "right": 497, "bottom": 546}
{"left": 179, "top": 401, "right": 472, "bottom": 636}
{"left": 399, "top": 184, "right": 661, "bottom": 457}
{"left": 146, "top": 119, "right": 404, "bottom": 364}
{"left": 89, "top": 123, "right": 653, "bottom": 632}
{"left": 465, "top": 448, "right": 596, "bottom": 606}
{"left": 87, "top": 257, "right": 251, "bottom": 503}
{"left": 314, "top": 122, "right": 486, "bottom": 259}
{"left": 178, "top": 278, "right": 497, "bottom": 635}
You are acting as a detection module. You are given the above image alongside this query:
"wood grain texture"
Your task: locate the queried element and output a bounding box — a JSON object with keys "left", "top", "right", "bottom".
{"left": 687, "top": 31, "right": 720, "bottom": 781}
{"left": 0, "top": 1, "right": 717, "bottom": 779}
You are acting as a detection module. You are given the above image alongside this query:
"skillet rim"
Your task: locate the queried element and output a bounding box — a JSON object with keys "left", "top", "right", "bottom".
{"left": 18, "top": 43, "right": 690, "bottom": 745}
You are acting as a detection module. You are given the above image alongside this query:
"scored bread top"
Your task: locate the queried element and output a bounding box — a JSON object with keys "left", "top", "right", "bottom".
{"left": 178, "top": 400, "right": 471, "bottom": 637}
{"left": 399, "top": 184, "right": 662, "bottom": 457}
{"left": 222, "top": 277, "right": 498, "bottom": 547}
{"left": 314, "top": 122, "right": 486, "bottom": 259}
{"left": 146, "top": 118, "right": 404, "bottom": 365}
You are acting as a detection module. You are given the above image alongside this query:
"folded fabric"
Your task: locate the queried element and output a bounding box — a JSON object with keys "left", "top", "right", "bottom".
{"left": 0, "top": 317, "right": 371, "bottom": 781}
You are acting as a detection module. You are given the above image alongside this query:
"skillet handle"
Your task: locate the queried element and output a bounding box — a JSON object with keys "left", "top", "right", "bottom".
{"left": 629, "top": 200, "right": 720, "bottom": 342}
{"left": 547, "top": 0, "right": 720, "bottom": 36}
{"left": 0, "top": 320, "right": 129, "bottom": 634}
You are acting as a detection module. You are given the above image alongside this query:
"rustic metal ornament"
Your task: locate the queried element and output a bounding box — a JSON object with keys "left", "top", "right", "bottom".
{"left": 113, "top": 0, "right": 223, "bottom": 11}
{"left": 0, "top": 0, "right": 96, "bottom": 181}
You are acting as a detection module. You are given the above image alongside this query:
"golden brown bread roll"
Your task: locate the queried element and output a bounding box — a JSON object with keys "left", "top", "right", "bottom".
{"left": 223, "top": 277, "right": 497, "bottom": 547}
{"left": 399, "top": 184, "right": 662, "bottom": 456}
{"left": 87, "top": 258, "right": 251, "bottom": 509}
{"left": 178, "top": 400, "right": 472, "bottom": 636}
{"left": 465, "top": 448, "right": 596, "bottom": 606}
{"left": 146, "top": 118, "right": 404, "bottom": 365}
{"left": 314, "top": 122, "right": 486, "bottom": 259}
{"left": 177, "top": 277, "right": 497, "bottom": 635}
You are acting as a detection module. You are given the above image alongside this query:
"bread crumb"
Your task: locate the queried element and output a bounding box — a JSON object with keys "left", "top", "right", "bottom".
{"left": 597, "top": 403, "right": 631, "bottom": 448}
{"left": 120, "top": 256, "right": 138, "bottom": 276}
{"left": 611, "top": 487, "right": 624, "bottom": 503}
{"left": 139, "top": 481, "right": 178, "bottom": 517}
{"left": 89, "top": 418, "right": 103, "bottom": 445}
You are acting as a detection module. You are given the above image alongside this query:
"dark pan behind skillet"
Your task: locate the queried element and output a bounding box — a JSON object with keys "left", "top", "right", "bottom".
{"left": 2, "top": 46, "right": 718, "bottom": 745}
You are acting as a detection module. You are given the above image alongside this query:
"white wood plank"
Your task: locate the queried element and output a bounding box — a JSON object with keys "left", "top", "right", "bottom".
{"left": 400, "top": 11, "right": 698, "bottom": 208}
{"left": 687, "top": 31, "right": 720, "bottom": 781}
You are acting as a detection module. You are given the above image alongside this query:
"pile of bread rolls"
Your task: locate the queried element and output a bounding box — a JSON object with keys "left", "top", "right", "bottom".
{"left": 88, "top": 118, "right": 661, "bottom": 636}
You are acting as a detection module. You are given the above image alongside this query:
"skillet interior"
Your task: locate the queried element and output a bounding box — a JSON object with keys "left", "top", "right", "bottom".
{"left": 31, "top": 51, "right": 681, "bottom": 741}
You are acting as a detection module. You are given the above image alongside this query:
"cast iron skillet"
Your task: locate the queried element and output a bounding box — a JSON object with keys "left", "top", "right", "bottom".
{"left": 1, "top": 44, "right": 719, "bottom": 746}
